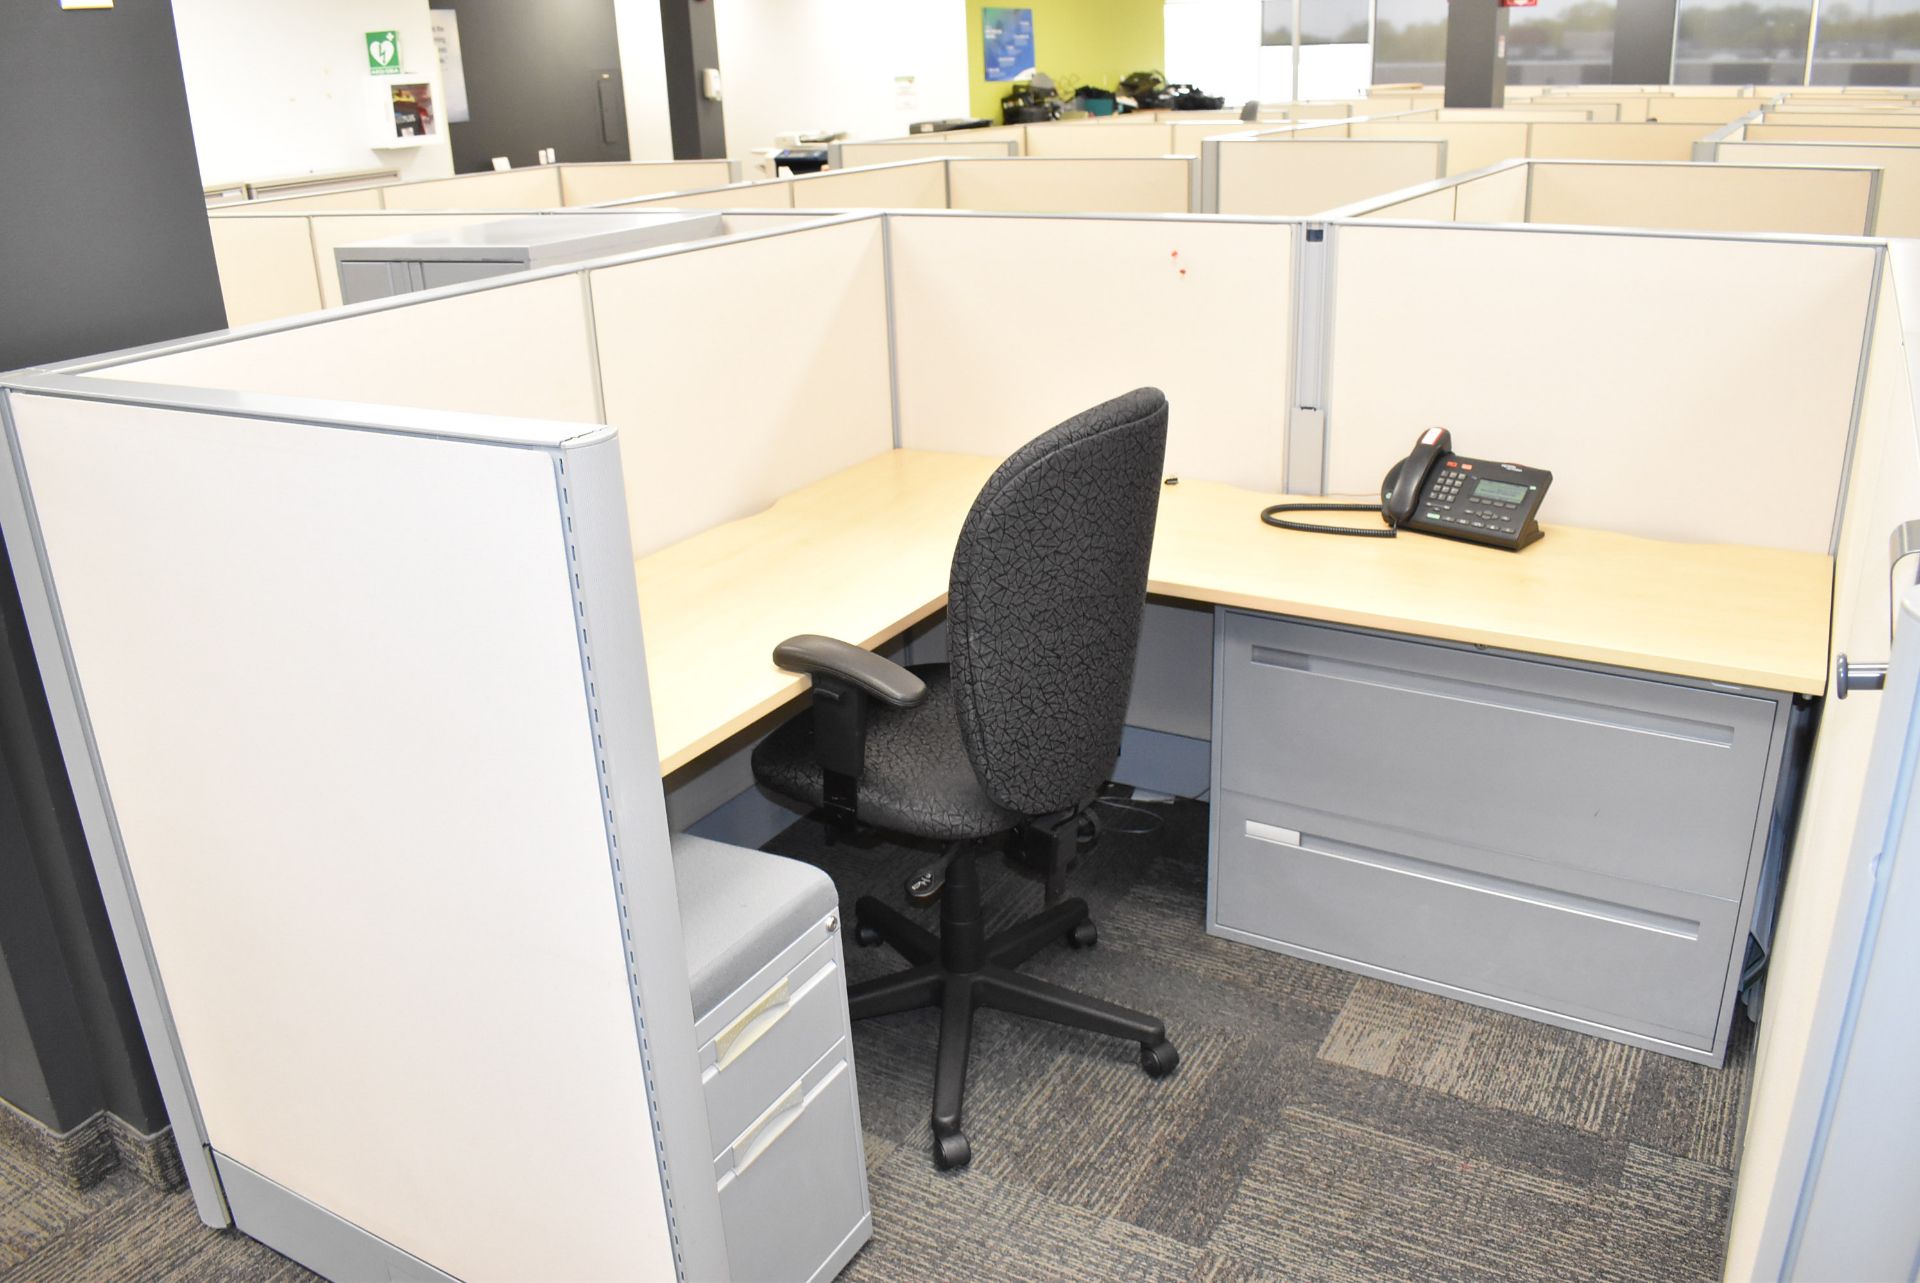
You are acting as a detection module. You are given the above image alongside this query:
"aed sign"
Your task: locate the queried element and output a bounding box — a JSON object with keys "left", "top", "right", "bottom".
{"left": 1500, "top": 0, "right": 1539, "bottom": 7}
{"left": 366, "top": 30, "right": 403, "bottom": 74}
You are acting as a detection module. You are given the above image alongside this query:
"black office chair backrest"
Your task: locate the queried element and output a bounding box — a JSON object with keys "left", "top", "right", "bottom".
{"left": 947, "top": 388, "right": 1169, "bottom": 816}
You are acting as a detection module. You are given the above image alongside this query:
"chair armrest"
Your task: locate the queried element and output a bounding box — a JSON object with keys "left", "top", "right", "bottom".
{"left": 772, "top": 635, "right": 928, "bottom": 708}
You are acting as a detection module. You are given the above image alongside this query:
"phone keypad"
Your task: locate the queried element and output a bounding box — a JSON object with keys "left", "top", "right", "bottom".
{"left": 1420, "top": 474, "right": 1528, "bottom": 539}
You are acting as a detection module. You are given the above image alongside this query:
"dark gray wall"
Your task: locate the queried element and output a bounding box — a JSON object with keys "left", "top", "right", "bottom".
{"left": 441, "top": 0, "right": 630, "bottom": 172}
{"left": 0, "top": 1, "right": 226, "bottom": 371}
{"left": 0, "top": 0, "right": 221, "bottom": 1135}
{"left": 1612, "top": 0, "right": 1681, "bottom": 84}
{"left": 661, "top": 0, "right": 727, "bottom": 159}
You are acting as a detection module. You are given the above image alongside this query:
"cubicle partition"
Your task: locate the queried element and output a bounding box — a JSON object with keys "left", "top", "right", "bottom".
{"left": 1207, "top": 137, "right": 1449, "bottom": 215}
{"left": 1705, "top": 128, "right": 1920, "bottom": 236}
{"left": 4, "top": 205, "right": 1908, "bottom": 1280}
{"left": 1330, "top": 159, "right": 1880, "bottom": 237}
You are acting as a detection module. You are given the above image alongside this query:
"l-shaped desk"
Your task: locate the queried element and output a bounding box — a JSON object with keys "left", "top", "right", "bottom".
{"left": 639, "top": 448, "right": 1831, "bottom": 1063}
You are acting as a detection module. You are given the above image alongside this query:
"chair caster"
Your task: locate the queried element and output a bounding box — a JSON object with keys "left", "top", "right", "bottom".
{"left": 933, "top": 1129, "right": 972, "bottom": 1171}
{"left": 1140, "top": 1038, "right": 1180, "bottom": 1078}
{"left": 1067, "top": 920, "right": 1098, "bottom": 949}
{"left": 854, "top": 922, "right": 883, "bottom": 948}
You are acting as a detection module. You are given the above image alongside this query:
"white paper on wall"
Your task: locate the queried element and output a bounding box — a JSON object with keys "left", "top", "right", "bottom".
{"left": 431, "top": 9, "right": 470, "bottom": 123}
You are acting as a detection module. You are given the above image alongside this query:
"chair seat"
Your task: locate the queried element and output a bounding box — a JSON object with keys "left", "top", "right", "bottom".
{"left": 752, "top": 664, "right": 1025, "bottom": 840}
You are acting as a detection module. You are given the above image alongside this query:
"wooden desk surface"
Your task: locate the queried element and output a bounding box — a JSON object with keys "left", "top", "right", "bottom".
{"left": 635, "top": 450, "right": 1834, "bottom": 776}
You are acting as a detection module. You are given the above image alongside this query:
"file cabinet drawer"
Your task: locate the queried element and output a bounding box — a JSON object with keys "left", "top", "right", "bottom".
{"left": 714, "top": 1043, "right": 868, "bottom": 1283}
{"left": 696, "top": 930, "right": 849, "bottom": 1157}
{"left": 1216, "top": 611, "right": 1781, "bottom": 900}
{"left": 1213, "top": 789, "right": 1741, "bottom": 1049}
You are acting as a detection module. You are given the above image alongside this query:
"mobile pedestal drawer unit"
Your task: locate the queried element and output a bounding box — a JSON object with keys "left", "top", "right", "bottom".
{"left": 671, "top": 834, "right": 871, "bottom": 1283}
{"left": 1206, "top": 611, "right": 1796, "bottom": 1065}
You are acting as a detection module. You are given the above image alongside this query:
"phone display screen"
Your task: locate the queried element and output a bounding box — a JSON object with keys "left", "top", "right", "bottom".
{"left": 1473, "top": 479, "right": 1528, "bottom": 503}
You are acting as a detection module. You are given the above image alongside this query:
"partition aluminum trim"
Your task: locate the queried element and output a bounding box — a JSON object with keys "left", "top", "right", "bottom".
{"left": 880, "top": 216, "right": 904, "bottom": 448}
{"left": 1286, "top": 223, "right": 1333, "bottom": 494}
{"left": 554, "top": 433, "right": 730, "bottom": 1281}
{"left": 1830, "top": 245, "right": 1887, "bottom": 557}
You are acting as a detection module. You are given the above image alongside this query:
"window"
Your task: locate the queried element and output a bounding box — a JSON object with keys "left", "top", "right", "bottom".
{"left": 1507, "top": 0, "right": 1619, "bottom": 85}
{"left": 1674, "top": 0, "right": 1811, "bottom": 84}
{"left": 1262, "top": 0, "right": 1291, "bottom": 46}
{"left": 1811, "top": 0, "right": 1920, "bottom": 85}
{"left": 1374, "top": 0, "right": 1448, "bottom": 84}
{"left": 1300, "top": 0, "right": 1371, "bottom": 44}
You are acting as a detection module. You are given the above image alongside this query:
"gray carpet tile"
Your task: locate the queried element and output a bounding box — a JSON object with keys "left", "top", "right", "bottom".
{"left": 0, "top": 793, "right": 1749, "bottom": 1281}
{"left": 0, "top": 1163, "right": 313, "bottom": 1283}
{"left": 766, "top": 795, "right": 1751, "bottom": 1283}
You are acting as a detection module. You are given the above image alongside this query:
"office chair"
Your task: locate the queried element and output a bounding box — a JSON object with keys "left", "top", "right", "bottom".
{"left": 751, "top": 388, "right": 1180, "bottom": 1171}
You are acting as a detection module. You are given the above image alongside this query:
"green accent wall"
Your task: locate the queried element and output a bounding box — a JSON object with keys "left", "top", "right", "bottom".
{"left": 966, "top": 1, "right": 1167, "bottom": 123}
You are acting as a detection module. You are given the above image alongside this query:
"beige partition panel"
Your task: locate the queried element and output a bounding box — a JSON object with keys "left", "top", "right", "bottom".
{"left": 1216, "top": 140, "right": 1446, "bottom": 216}
{"left": 7, "top": 393, "right": 671, "bottom": 1283}
{"left": 1023, "top": 124, "right": 1179, "bottom": 158}
{"left": 946, "top": 158, "right": 1191, "bottom": 213}
{"left": 207, "top": 217, "right": 324, "bottom": 326}
{"left": 590, "top": 219, "right": 894, "bottom": 556}
{"left": 615, "top": 182, "right": 796, "bottom": 211}
{"left": 378, "top": 168, "right": 564, "bottom": 211}
{"left": 1720, "top": 140, "right": 1920, "bottom": 235}
{"left": 1324, "top": 224, "right": 1875, "bottom": 550}
{"left": 558, "top": 161, "right": 733, "bottom": 206}
{"left": 1644, "top": 98, "right": 1757, "bottom": 125}
{"left": 236, "top": 188, "right": 388, "bottom": 213}
{"left": 837, "top": 139, "right": 1017, "bottom": 167}
{"left": 1356, "top": 186, "right": 1457, "bottom": 220}
{"left": 306, "top": 212, "right": 524, "bottom": 309}
{"left": 1170, "top": 120, "right": 1265, "bottom": 154}
{"left": 788, "top": 162, "right": 949, "bottom": 209}
{"left": 1528, "top": 162, "right": 1876, "bottom": 235}
{"left": 1721, "top": 252, "right": 1912, "bottom": 1280}
{"left": 1744, "top": 122, "right": 1920, "bottom": 142}
{"left": 1528, "top": 97, "right": 1620, "bottom": 120}
{"left": 1349, "top": 120, "right": 1530, "bottom": 174}
{"left": 890, "top": 215, "right": 1292, "bottom": 491}
{"left": 1526, "top": 121, "right": 1706, "bottom": 160}
{"left": 95, "top": 274, "right": 602, "bottom": 424}
{"left": 1452, "top": 163, "right": 1529, "bottom": 222}
{"left": 1760, "top": 111, "right": 1920, "bottom": 129}
{"left": 1432, "top": 107, "right": 1599, "bottom": 122}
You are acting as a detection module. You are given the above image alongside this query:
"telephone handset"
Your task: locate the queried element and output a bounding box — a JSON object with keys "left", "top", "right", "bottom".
{"left": 1261, "top": 428, "right": 1552, "bottom": 552}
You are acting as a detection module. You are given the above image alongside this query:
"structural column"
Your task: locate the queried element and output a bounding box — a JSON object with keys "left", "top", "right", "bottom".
{"left": 1612, "top": 0, "right": 1681, "bottom": 84}
{"left": 659, "top": 0, "right": 726, "bottom": 159}
{"left": 1445, "top": 0, "right": 1509, "bottom": 108}
{"left": 0, "top": 0, "right": 225, "bottom": 1186}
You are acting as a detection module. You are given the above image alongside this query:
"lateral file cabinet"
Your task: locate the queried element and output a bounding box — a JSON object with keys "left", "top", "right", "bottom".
{"left": 333, "top": 212, "right": 724, "bottom": 305}
{"left": 672, "top": 835, "right": 872, "bottom": 1282}
{"left": 1207, "top": 611, "right": 1793, "bottom": 1064}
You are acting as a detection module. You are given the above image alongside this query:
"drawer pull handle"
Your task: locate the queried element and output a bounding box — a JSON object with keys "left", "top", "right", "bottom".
{"left": 715, "top": 978, "right": 791, "bottom": 1070}
{"left": 1244, "top": 820, "right": 1701, "bottom": 940}
{"left": 1246, "top": 645, "right": 1736, "bottom": 748}
{"left": 733, "top": 1083, "right": 806, "bottom": 1175}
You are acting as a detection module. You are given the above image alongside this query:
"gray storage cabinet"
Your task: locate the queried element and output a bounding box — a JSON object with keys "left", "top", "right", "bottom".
{"left": 1207, "top": 609, "right": 1792, "bottom": 1065}
{"left": 672, "top": 834, "right": 871, "bottom": 1283}
{"left": 334, "top": 212, "right": 724, "bottom": 304}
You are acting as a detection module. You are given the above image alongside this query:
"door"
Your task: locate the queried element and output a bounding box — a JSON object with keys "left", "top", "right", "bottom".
{"left": 438, "top": 0, "right": 630, "bottom": 172}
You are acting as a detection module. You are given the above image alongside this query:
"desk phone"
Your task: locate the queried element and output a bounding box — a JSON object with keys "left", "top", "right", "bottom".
{"left": 1384, "top": 428, "right": 1551, "bottom": 551}
{"left": 1261, "top": 428, "right": 1552, "bottom": 552}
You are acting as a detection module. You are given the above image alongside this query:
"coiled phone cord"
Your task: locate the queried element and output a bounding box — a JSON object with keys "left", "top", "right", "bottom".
{"left": 1259, "top": 502, "right": 1398, "bottom": 537}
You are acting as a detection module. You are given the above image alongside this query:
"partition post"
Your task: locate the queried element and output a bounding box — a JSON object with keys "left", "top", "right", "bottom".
{"left": 1444, "top": 0, "right": 1508, "bottom": 109}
